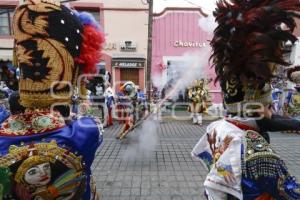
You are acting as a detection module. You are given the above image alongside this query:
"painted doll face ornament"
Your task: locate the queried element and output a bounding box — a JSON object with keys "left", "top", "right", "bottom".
{"left": 24, "top": 162, "right": 51, "bottom": 187}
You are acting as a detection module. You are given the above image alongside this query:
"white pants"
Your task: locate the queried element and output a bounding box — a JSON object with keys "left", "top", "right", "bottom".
{"left": 193, "top": 113, "right": 202, "bottom": 124}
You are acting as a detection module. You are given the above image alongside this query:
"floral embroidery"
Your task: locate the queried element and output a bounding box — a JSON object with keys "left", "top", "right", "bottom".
{"left": 207, "top": 129, "right": 233, "bottom": 164}
{"left": 216, "top": 162, "right": 236, "bottom": 184}
{"left": 196, "top": 151, "right": 213, "bottom": 170}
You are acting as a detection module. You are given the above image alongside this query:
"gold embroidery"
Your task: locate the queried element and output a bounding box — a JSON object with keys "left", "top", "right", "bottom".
{"left": 226, "top": 77, "right": 238, "bottom": 96}
{"left": 21, "top": 10, "right": 49, "bottom": 38}
{"left": 37, "top": 38, "right": 74, "bottom": 90}
{"left": 1, "top": 141, "right": 83, "bottom": 169}
{"left": 16, "top": 45, "right": 33, "bottom": 67}
{"left": 27, "top": 0, "right": 61, "bottom": 13}
{"left": 13, "top": 7, "right": 33, "bottom": 42}
{"left": 13, "top": 0, "right": 72, "bottom": 108}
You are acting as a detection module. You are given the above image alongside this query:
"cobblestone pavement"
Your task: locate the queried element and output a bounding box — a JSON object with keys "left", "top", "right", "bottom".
{"left": 92, "top": 116, "right": 300, "bottom": 200}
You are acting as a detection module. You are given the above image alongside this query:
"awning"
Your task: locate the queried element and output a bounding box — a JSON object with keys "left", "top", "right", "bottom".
{"left": 0, "top": 49, "right": 13, "bottom": 61}
{"left": 112, "top": 54, "right": 146, "bottom": 59}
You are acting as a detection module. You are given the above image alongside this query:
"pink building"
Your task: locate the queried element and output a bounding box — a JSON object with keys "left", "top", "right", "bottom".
{"left": 152, "top": 8, "right": 222, "bottom": 103}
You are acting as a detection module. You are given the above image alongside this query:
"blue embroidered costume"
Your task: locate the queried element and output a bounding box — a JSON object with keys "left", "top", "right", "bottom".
{"left": 0, "top": 0, "right": 105, "bottom": 199}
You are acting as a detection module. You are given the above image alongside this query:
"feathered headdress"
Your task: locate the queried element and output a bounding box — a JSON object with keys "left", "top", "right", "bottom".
{"left": 210, "top": 0, "right": 300, "bottom": 114}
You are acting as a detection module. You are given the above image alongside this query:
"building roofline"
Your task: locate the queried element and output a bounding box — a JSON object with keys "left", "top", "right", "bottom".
{"left": 154, "top": 7, "right": 208, "bottom": 17}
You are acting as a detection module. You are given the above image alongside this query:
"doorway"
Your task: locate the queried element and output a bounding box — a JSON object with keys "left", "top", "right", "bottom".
{"left": 120, "top": 68, "right": 139, "bottom": 86}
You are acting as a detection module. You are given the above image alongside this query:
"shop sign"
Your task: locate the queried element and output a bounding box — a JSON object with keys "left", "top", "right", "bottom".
{"left": 120, "top": 41, "right": 137, "bottom": 52}
{"left": 112, "top": 59, "right": 145, "bottom": 68}
{"left": 174, "top": 40, "right": 207, "bottom": 48}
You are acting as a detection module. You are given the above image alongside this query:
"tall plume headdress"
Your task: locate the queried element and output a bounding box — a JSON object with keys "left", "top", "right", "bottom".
{"left": 210, "top": 0, "right": 300, "bottom": 114}
{"left": 13, "top": 0, "right": 105, "bottom": 108}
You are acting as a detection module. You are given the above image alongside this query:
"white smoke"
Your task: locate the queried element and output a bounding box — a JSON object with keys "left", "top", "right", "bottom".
{"left": 207, "top": 103, "right": 225, "bottom": 118}
{"left": 198, "top": 14, "right": 217, "bottom": 34}
{"left": 122, "top": 118, "right": 158, "bottom": 161}
{"left": 160, "top": 47, "right": 213, "bottom": 102}
{"left": 152, "top": 73, "right": 167, "bottom": 91}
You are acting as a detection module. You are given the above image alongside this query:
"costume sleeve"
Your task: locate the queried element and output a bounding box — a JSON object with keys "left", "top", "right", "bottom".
{"left": 256, "top": 115, "right": 300, "bottom": 133}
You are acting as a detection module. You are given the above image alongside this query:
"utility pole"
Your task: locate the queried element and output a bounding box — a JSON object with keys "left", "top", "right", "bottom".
{"left": 146, "top": 0, "right": 153, "bottom": 101}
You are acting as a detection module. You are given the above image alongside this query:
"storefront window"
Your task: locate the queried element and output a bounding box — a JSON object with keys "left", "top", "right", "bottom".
{"left": 0, "top": 8, "right": 14, "bottom": 36}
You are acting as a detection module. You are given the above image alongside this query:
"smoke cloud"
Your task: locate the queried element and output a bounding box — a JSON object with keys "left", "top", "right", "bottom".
{"left": 158, "top": 47, "right": 213, "bottom": 102}
{"left": 198, "top": 15, "right": 217, "bottom": 34}
{"left": 122, "top": 118, "right": 158, "bottom": 161}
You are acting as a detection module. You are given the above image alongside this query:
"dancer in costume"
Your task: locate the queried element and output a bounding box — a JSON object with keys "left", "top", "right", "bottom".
{"left": 87, "top": 76, "right": 106, "bottom": 122}
{"left": 137, "top": 86, "right": 148, "bottom": 120}
{"left": 116, "top": 81, "right": 137, "bottom": 140}
{"left": 0, "top": 1, "right": 105, "bottom": 199}
{"left": 188, "top": 79, "right": 210, "bottom": 125}
{"left": 104, "top": 84, "right": 115, "bottom": 127}
{"left": 191, "top": 0, "right": 300, "bottom": 199}
{"left": 0, "top": 62, "right": 18, "bottom": 91}
{"left": 285, "top": 66, "right": 300, "bottom": 118}
{"left": 0, "top": 96, "right": 9, "bottom": 126}
{"left": 271, "top": 83, "right": 283, "bottom": 115}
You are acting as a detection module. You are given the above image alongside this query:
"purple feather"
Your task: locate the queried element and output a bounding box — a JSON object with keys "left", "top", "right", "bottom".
{"left": 76, "top": 11, "right": 100, "bottom": 29}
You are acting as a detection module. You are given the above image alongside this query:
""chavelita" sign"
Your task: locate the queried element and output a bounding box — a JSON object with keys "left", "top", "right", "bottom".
{"left": 174, "top": 40, "right": 207, "bottom": 48}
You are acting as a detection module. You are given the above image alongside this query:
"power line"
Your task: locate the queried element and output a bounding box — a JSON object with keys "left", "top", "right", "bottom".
{"left": 183, "top": 0, "right": 201, "bottom": 8}
{"left": 182, "top": 0, "right": 214, "bottom": 12}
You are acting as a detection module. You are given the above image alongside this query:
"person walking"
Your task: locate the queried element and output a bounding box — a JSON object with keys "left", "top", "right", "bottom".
{"left": 105, "top": 84, "right": 115, "bottom": 127}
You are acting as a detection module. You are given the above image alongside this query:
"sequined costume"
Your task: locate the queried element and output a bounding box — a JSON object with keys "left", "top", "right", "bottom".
{"left": 0, "top": 1, "right": 105, "bottom": 199}
{"left": 116, "top": 81, "right": 138, "bottom": 140}
{"left": 192, "top": 0, "right": 300, "bottom": 199}
{"left": 0, "top": 101, "right": 9, "bottom": 125}
{"left": 187, "top": 79, "right": 210, "bottom": 125}
{"left": 105, "top": 86, "right": 115, "bottom": 126}
{"left": 284, "top": 66, "right": 300, "bottom": 118}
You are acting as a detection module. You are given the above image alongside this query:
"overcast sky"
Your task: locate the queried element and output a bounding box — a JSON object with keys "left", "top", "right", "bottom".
{"left": 153, "top": 0, "right": 217, "bottom": 14}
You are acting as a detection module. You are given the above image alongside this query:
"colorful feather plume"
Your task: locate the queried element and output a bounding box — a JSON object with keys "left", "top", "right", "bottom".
{"left": 75, "top": 12, "right": 105, "bottom": 74}
{"left": 47, "top": 169, "right": 84, "bottom": 198}
{"left": 211, "top": 0, "right": 300, "bottom": 84}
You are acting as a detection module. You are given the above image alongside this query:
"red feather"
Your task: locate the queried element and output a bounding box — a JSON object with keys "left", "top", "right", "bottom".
{"left": 75, "top": 25, "right": 105, "bottom": 74}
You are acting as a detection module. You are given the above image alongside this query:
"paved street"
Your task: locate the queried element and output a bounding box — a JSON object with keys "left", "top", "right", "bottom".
{"left": 92, "top": 114, "right": 300, "bottom": 200}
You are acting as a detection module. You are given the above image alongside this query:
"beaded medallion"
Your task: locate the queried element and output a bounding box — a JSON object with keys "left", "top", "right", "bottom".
{"left": 0, "top": 109, "right": 65, "bottom": 136}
